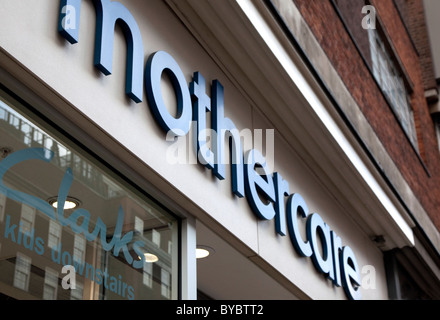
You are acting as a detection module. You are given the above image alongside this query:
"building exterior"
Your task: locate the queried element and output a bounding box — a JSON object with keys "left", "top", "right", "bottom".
{"left": 0, "top": 0, "right": 439, "bottom": 301}
{"left": 424, "top": 0, "right": 440, "bottom": 150}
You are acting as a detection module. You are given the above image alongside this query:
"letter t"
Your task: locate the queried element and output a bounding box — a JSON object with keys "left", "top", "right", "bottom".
{"left": 190, "top": 72, "right": 214, "bottom": 169}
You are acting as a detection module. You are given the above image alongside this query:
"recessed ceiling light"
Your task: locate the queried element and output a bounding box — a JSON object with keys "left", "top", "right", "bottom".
{"left": 196, "top": 245, "right": 215, "bottom": 259}
{"left": 48, "top": 197, "right": 81, "bottom": 210}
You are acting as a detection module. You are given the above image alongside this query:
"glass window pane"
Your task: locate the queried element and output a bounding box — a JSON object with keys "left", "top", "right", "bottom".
{"left": 43, "top": 267, "right": 59, "bottom": 300}
{"left": 13, "top": 253, "right": 31, "bottom": 291}
{"left": 0, "top": 90, "right": 179, "bottom": 300}
{"left": 368, "top": 29, "right": 417, "bottom": 149}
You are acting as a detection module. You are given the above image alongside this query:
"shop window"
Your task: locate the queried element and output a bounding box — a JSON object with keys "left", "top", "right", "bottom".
{"left": 0, "top": 89, "right": 179, "bottom": 300}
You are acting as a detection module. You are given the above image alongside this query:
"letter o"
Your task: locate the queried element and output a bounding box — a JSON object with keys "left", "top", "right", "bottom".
{"left": 145, "top": 51, "right": 192, "bottom": 136}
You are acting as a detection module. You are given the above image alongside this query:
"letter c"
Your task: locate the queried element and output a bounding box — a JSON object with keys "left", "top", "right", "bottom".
{"left": 286, "top": 193, "right": 312, "bottom": 257}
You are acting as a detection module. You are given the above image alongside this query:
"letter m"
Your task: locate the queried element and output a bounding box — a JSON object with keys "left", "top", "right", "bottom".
{"left": 58, "top": 0, "right": 144, "bottom": 103}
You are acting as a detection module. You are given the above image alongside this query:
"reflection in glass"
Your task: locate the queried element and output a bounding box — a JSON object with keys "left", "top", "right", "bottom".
{"left": 0, "top": 92, "right": 178, "bottom": 300}
{"left": 13, "top": 253, "right": 31, "bottom": 292}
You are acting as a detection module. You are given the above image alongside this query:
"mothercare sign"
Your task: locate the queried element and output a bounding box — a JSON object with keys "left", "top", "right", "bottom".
{"left": 0, "top": 0, "right": 364, "bottom": 300}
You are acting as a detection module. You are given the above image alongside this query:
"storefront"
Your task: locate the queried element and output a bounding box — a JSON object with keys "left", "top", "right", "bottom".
{"left": 0, "top": 0, "right": 438, "bottom": 301}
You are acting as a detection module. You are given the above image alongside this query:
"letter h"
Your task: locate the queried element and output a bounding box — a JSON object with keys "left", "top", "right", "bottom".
{"left": 212, "top": 80, "right": 244, "bottom": 198}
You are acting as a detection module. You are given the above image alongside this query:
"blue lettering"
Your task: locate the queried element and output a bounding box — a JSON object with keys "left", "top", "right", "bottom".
{"left": 95, "top": 268, "right": 103, "bottom": 285}
{"left": 127, "top": 285, "right": 135, "bottom": 300}
{"left": 307, "top": 213, "right": 333, "bottom": 276}
{"left": 145, "top": 51, "right": 192, "bottom": 136}
{"left": 340, "top": 246, "right": 362, "bottom": 300}
{"left": 331, "top": 230, "right": 343, "bottom": 287}
{"left": 58, "top": 0, "right": 144, "bottom": 103}
{"left": 35, "top": 236, "right": 45, "bottom": 255}
{"left": 62, "top": 250, "right": 72, "bottom": 266}
{"left": 58, "top": 0, "right": 81, "bottom": 44}
{"left": 286, "top": 193, "right": 313, "bottom": 257}
{"left": 86, "top": 263, "right": 95, "bottom": 280}
{"left": 93, "top": 0, "right": 144, "bottom": 103}
{"left": 112, "top": 210, "right": 134, "bottom": 265}
{"left": 22, "top": 228, "right": 35, "bottom": 251}
{"left": 3, "top": 215, "right": 46, "bottom": 255}
{"left": 212, "top": 80, "right": 244, "bottom": 197}
{"left": 273, "top": 172, "right": 290, "bottom": 236}
{"left": 190, "top": 72, "right": 214, "bottom": 169}
{"left": 4, "top": 215, "right": 16, "bottom": 242}
{"left": 52, "top": 243, "right": 62, "bottom": 264}
{"left": 73, "top": 257, "right": 86, "bottom": 276}
{"left": 244, "top": 149, "right": 276, "bottom": 220}
{"left": 55, "top": 0, "right": 365, "bottom": 298}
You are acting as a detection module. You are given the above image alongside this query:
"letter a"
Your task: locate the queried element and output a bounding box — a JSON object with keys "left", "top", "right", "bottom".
{"left": 61, "top": 265, "right": 76, "bottom": 290}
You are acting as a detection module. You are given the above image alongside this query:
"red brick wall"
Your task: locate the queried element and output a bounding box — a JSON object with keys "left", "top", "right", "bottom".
{"left": 292, "top": 0, "right": 440, "bottom": 230}
{"left": 405, "top": 0, "right": 438, "bottom": 92}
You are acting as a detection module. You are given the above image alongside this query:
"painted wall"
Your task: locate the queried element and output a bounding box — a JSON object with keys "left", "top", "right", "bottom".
{"left": 0, "top": 0, "right": 388, "bottom": 299}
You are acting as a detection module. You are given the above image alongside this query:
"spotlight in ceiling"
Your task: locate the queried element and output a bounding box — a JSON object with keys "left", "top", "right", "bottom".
{"left": 196, "top": 245, "right": 215, "bottom": 259}
{"left": 144, "top": 253, "right": 159, "bottom": 263}
{"left": 48, "top": 197, "right": 81, "bottom": 210}
{"left": 138, "top": 253, "right": 159, "bottom": 263}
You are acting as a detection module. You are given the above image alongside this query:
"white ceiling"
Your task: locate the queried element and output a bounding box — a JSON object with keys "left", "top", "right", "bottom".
{"left": 196, "top": 221, "right": 299, "bottom": 300}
